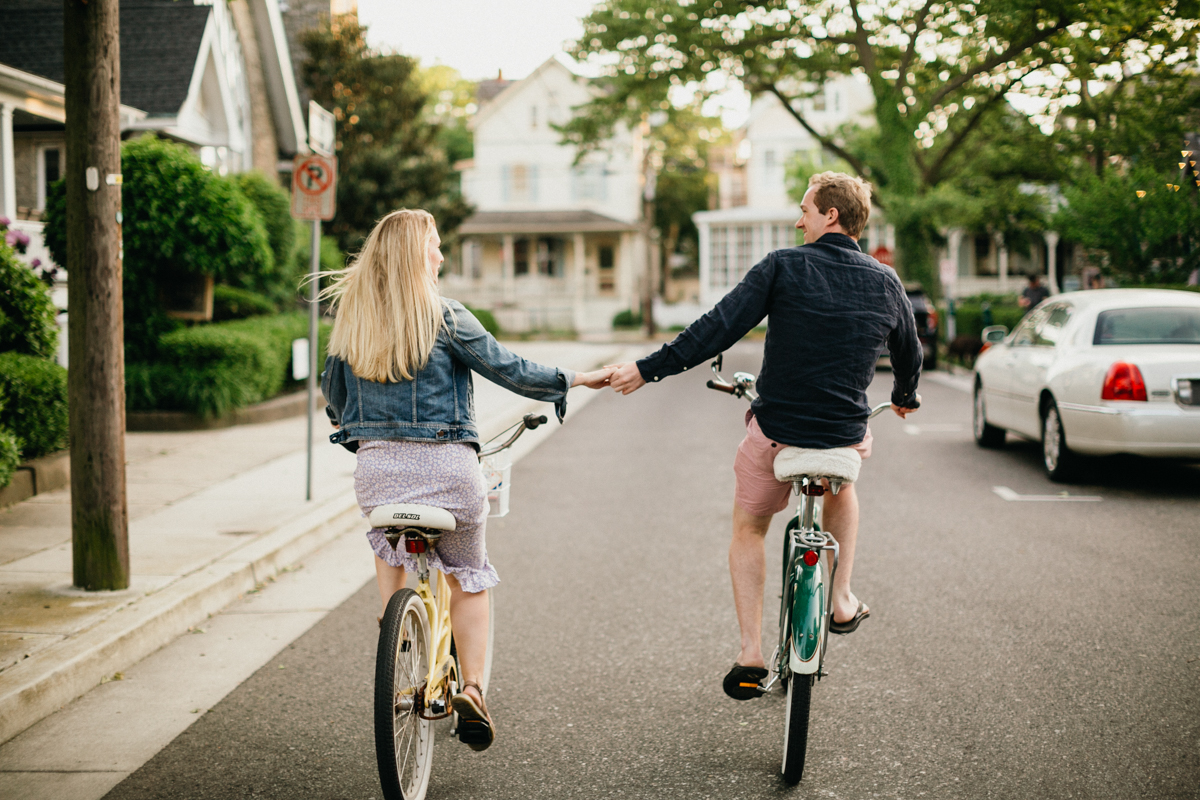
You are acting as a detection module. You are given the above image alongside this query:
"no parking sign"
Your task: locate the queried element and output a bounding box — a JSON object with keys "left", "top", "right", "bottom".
{"left": 291, "top": 154, "right": 337, "bottom": 220}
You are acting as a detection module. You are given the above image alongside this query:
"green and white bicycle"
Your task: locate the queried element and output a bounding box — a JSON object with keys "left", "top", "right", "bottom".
{"left": 707, "top": 354, "right": 894, "bottom": 783}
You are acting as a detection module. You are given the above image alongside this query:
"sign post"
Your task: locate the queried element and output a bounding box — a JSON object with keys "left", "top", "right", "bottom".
{"left": 293, "top": 103, "right": 337, "bottom": 502}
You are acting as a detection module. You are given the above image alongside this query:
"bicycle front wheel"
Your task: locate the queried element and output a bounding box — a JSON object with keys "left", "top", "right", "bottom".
{"left": 376, "top": 588, "right": 434, "bottom": 800}
{"left": 781, "top": 671, "right": 813, "bottom": 783}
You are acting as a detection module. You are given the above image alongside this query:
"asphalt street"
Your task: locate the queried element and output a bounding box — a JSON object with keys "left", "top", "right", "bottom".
{"left": 103, "top": 342, "right": 1200, "bottom": 800}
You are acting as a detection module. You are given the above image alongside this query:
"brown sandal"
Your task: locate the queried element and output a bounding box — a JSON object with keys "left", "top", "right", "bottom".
{"left": 451, "top": 682, "right": 495, "bottom": 751}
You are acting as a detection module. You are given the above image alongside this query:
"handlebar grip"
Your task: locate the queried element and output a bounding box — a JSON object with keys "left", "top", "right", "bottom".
{"left": 524, "top": 413, "right": 549, "bottom": 429}
{"left": 706, "top": 380, "right": 738, "bottom": 394}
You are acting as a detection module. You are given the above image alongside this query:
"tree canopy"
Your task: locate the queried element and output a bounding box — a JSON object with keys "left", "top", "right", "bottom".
{"left": 300, "top": 17, "right": 472, "bottom": 254}
{"left": 567, "top": 0, "right": 1200, "bottom": 292}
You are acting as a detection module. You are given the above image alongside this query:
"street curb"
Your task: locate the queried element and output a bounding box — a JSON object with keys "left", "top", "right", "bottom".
{"left": 126, "top": 390, "right": 326, "bottom": 432}
{"left": 0, "top": 491, "right": 360, "bottom": 747}
{"left": 0, "top": 451, "right": 70, "bottom": 510}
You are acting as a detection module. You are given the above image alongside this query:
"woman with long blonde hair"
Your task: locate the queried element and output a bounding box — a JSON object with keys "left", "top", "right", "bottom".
{"left": 320, "top": 209, "right": 612, "bottom": 751}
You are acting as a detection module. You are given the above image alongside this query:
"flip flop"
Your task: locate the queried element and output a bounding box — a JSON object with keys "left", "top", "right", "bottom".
{"left": 829, "top": 601, "right": 870, "bottom": 635}
{"left": 451, "top": 683, "right": 495, "bottom": 752}
{"left": 723, "top": 664, "right": 769, "bottom": 700}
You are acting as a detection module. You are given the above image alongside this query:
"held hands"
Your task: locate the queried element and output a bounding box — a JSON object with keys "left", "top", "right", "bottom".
{"left": 607, "top": 362, "right": 646, "bottom": 395}
{"left": 572, "top": 366, "right": 617, "bottom": 390}
{"left": 891, "top": 393, "right": 921, "bottom": 419}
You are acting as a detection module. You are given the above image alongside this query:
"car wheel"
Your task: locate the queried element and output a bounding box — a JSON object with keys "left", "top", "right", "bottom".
{"left": 973, "top": 381, "right": 1005, "bottom": 448}
{"left": 1042, "top": 400, "right": 1078, "bottom": 482}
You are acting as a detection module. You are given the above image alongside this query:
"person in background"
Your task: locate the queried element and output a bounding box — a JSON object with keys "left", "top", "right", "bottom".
{"left": 1019, "top": 274, "right": 1050, "bottom": 311}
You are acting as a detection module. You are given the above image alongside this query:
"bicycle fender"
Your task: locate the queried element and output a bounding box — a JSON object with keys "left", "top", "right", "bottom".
{"left": 789, "top": 561, "right": 825, "bottom": 674}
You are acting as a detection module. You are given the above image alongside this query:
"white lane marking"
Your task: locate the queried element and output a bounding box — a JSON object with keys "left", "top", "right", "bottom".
{"left": 993, "top": 486, "right": 1102, "bottom": 502}
{"left": 904, "top": 423, "right": 964, "bottom": 435}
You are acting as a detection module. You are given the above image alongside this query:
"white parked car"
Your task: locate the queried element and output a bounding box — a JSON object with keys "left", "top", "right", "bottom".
{"left": 972, "top": 289, "right": 1200, "bottom": 480}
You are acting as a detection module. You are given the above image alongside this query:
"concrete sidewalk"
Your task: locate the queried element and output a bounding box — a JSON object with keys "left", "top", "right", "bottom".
{"left": 0, "top": 341, "right": 638, "bottom": 746}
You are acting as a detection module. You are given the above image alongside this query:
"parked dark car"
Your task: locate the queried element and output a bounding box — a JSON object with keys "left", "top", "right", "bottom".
{"left": 878, "top": 285, "right": 938, "bottom": 371}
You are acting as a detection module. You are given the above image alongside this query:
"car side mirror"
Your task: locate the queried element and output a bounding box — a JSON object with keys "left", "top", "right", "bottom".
{"left": 982, "top": 325, "right": 1008, "bottom": 344}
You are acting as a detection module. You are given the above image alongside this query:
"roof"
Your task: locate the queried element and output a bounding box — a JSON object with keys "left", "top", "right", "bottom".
{"left": 459, "top": 210, "right": 638, "bottom": 235}
{"left": 0, "top": 0, "right": 210, "bottom": 115}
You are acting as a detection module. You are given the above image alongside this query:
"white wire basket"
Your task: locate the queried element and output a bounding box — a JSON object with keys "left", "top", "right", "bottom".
{"left": 480, "top": 452, "right": 511, "bottom": 518}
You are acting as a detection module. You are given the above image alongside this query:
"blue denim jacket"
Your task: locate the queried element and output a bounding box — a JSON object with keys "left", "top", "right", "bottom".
{"left": 321, "top": 299, "right": 575, "bottom": 449}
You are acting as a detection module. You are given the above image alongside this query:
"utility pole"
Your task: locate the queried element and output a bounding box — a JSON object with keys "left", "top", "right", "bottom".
{"left": 64, "top": 0, "right": 128, "bottom": 590}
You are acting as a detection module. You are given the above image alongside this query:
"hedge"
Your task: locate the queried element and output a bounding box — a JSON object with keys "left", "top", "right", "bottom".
{"left": 0, "top": 242, "right": 58, "bottom": 359}
{"left": 947, "top": 294, "right": 1026, "bottom": 340}
{"left": 235, "top": 171, "right": 300, "bottom": 305}
{"left": 126, "top": 312, "right": 331, "bottom": 418}
{"left": 213, "top": 285, "right": 277, "bottom": 321}
{"left": 462, "top": 304, "right": 500, "bottom": 337}
{"left": 612, "top": 308, "right": 643, "bottom": 329}
{"left": 0, "top": 351, "right": 69, "bottom": 460}
{"left": 0, "top": 428, "right": 19, "bottom": 490}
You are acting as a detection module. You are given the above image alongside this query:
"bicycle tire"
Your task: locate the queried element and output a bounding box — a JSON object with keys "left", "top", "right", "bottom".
{"left": 781, "top": 671, "right": 813, "bottom": 783}
{"left": 375, "top": 588, "right": 434, "bottom": 800}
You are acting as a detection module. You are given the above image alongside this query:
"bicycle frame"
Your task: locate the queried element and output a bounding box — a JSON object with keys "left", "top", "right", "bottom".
{"left": 411, "top": 548, "right": 457, "bottom": 718}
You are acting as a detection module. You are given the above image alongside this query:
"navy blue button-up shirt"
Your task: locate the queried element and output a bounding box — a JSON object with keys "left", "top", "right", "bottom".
{"left": 636, "top": 233, "right": 922, "bottom": 449}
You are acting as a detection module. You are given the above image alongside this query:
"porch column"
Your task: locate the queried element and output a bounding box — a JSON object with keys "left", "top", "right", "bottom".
{"left": 995, "top": 232, "right": 1009, "bottom": 293}
{"left": 572, "top": 232, "right": 586, "bottom": 332}
{"left": 0, "top": 102, "right": 15, "bottom": 221}
{"left": 617, "top": 231, "right": 633, "bottom": 307}
{"left": 697, "top": 220, "right": 711, "bottom": 306}
{"left": 1045, "top": 230, "right": 1060, "bottom": 295}
{"left": 501, "top": 233, "right": 515, "bottom": 303}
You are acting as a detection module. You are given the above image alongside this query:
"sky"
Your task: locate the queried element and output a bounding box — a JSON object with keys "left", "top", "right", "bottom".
{"left": 356, "top": 0, "right": 599, "bottom": 82}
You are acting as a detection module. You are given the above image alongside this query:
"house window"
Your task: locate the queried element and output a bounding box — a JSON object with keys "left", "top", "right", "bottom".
{"left": 735, "top": 226, "right": 755, "bottom": 282}
{"left": 813, "top": 92, "right": 826, "bottom": 111}
{"left": 466, "top": 240, "right": 482, "bottom": 280}
{"left": 711, "top": 226, "right": 730, "bottom": 290}
{"left": 572, "top": 164, "right": 607, "bottom": 201}
{"left": 514, "top": 237, "right": 530, "bottom": 275}
{"left": 530, "top": 106, "right": 538, "bottom": 129}
{"left": 535, "top": 237, "right": 564, "bottom": 277}
{"left": 37, "top": 146, "right": 62, "bottom": 210}
{"left": 503, "top": 164, "right": 538, "bottom": 203}
{"left": 598, "top": 244, "right": 615, "bottom": 292}
{"left": 764, "top": 149, "right": 776, "bottom": 169}
{"left": 833, "top": 91, "right": 840, "bottom": 112}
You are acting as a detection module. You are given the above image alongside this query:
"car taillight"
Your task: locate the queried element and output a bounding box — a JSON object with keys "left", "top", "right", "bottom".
{"left": 978, "top": 342, "right": 991, "bottom": 354}
{"left": 927, "top": 308, "right": 938, "bottom": 331}
{"left": 1101, "top": 362, "right": 1147, "bottom": 401}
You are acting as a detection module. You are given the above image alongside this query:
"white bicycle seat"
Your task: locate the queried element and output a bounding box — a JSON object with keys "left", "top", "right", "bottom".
{"left": 773, "top": 446, "right": 862, "bottom": 484}
{"left": 368, "top": 504, "right": 457, "bottom": 531}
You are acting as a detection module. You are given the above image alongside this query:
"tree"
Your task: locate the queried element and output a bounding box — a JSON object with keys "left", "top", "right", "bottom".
{"left": 300, "top": 18, "right": 472, "bottom": 253}
{"left": 567, "top": 0, "right": 1199, "bottom": 293}
{"left": 651, "top": 108, "right": 727, "bottom": 275}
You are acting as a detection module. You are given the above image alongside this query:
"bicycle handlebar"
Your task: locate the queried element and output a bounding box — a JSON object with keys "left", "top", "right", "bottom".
{"left": 478, "top": 413, "right": 548, "bottom": 458}
{"left": 706, "top": 379, "right": 738, "bottom": 394}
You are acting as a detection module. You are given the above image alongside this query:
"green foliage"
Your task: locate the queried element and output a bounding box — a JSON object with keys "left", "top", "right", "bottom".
{"left": 234, "top": 171, "right": 299, "bottom": 304}
{"left": 0, "top": 427, "right": 19, "bottom": 490}
{"left": 0, "top": 242, "right": 58, "bottom": 359}
{"left": 125, "top": 313, "right": 332, "bottom": 418}
{"left": 950, "top": 295, "right": 1026, "bottom": 339}
{"left": 212, "top": 285, "right": 277, "bottom": 321}
{"left": 43, "top": 136, "right": 275, "bottom": 360}
{"left": 462, "top": 304, "right": 500, "bottom": 337}
{"left": 1055, "top": 169, "right": 1200, "bottom": 286}
{"left": 785, "top": 149, "right": 855, "bottom": 206}
{"left": 566, "top": 0, "right": 1199, "bottom": 295}
{"left": 612, "top": 308, "right": 643, "bottom": 329}
{"left": 0, "top": 351, "right": 69, "bottom": 459}
{"left": 300, "top": 18, "right": 472, "bottom": 253}
{"left": 417, "top": 63, "right": 476, "bottom": 164}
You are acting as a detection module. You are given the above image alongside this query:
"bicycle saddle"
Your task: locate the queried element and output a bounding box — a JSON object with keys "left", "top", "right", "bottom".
{"left": 368, "top": 503, "right": 457, "bottom": 532}
{"left": 773, "top": 447, "right": 862, "bottom": 484}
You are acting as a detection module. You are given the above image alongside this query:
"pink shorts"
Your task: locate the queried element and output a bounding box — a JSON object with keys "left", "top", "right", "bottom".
{"left": 733, "top": 412, "right": 872, "bottom": 517}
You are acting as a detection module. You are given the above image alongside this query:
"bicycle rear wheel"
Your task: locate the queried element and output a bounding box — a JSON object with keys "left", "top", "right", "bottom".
{"left": 375, "top": 588, "right": 434, "bottom": 800}
{"left": 781, "top": 671, "right": 813, "bottom": 783}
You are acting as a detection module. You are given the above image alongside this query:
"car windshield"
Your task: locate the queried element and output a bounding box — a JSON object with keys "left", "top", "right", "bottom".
{"left": 1093, "top": 307, "right": 1200, "bottom": 345}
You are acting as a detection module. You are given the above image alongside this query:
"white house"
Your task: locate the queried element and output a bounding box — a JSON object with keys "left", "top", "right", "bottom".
{"left": 0, "top": 0, "right": 306, "bottom": 250}
{"left": 692, "top": 76, "right": 1076, "bottom": 305}
{"left": 444, "top": 58, "right": 648, "bottom": 333}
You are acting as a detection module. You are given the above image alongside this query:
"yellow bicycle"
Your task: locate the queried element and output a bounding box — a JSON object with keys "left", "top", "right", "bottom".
{"left": 368, "top": 414, "right": 544, "bottom": 800}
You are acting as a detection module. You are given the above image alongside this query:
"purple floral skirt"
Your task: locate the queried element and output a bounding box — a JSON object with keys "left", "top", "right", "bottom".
{"left": 354, "top": 440, "right": 498, "bottom": 594}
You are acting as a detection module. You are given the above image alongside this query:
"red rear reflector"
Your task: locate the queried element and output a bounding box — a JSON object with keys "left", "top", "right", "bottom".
{"left": 1101, "top": 362, "right": 1147, "bottom": 401}
{"left": 802, "top": 551, "right": 820, "bottom": 567}
{"left": 404, "top": 539, "right": 427, "bottom": 554}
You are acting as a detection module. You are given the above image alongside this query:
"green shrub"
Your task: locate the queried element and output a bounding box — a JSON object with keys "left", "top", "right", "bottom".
{"left": 213, "top": 285, "right": 277, "bottom": 321}
{"left": 43, "top": 135, "right": 275, "bottom": 360}
{"left": 0, "top": 427, "right": 19, "bottom": 490}
{"left": 235, "top": 171, "right": 299, "bottom": 304}
{"left": 462, "top": 304, "right": 500, "bottom": 336}
{"left": 0, "top": 243, "right": 58, "bottom": 359}
{"left": 125, "top": 312, "right": 332, "bottom": 418}
{"left": 950, "top": 296, "right": 1027, "bottom": 339}
{"left": 0, "top": 352, "right": 69, "bottom": 459}
{"left": 612, "top": 308, "right": 643, "bottom": 328}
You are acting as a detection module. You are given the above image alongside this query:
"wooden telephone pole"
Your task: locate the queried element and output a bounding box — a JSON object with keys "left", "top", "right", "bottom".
{"left": 64, "top": 0, "right": 129, "bottom": 590}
